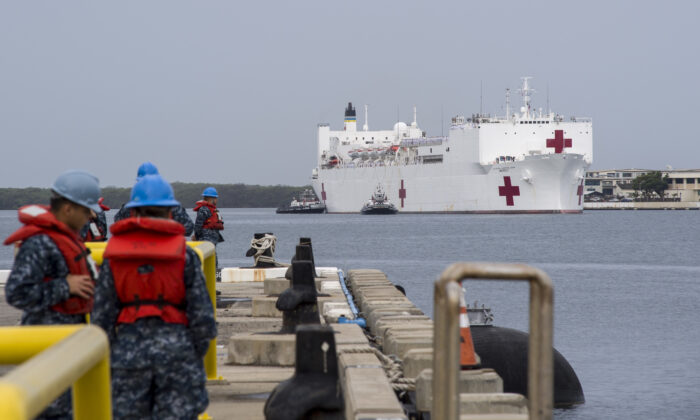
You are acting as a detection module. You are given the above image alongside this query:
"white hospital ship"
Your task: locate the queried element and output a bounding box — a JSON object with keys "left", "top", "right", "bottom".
{"left": 311, "top": 78, "right": 592, "bottom": 213}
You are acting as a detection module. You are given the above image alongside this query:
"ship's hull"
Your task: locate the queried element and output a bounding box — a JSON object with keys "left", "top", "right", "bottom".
{"left": 312, "top": 154, "right": 588, "bottom": 214}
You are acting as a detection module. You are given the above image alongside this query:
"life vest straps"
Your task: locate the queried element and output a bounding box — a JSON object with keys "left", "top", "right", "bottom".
{"left": 121, "top": 294, "right": 186, "bottom": 311}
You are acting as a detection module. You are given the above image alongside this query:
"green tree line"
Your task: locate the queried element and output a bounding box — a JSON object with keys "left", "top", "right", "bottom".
{"left": 0, "top": 183, "right": 311, "bottom": 210}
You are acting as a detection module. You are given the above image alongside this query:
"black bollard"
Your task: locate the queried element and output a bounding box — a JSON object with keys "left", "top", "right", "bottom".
{"left": 277, "top": 260, "right": 320, "bottom": 333}
{"left": 245, "top": 232, "right": 277, "bottom": 267}
{"left": 286, "top": 238, "right": 318, "bottom": 279}
{"left": 263, "top": 325, "right": 344, "bottom": 420}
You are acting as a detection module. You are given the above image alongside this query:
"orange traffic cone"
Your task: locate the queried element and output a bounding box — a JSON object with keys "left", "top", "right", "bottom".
{"left": 459, "top": 287, "right": 481, "bottom": 369}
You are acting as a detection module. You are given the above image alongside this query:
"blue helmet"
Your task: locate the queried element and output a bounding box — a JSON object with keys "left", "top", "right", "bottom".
{"left": 125, "top": 174, "right": 180, "bottom": 208}
{"left": 202, "top": 187, "right": 218, "bottom": 198}
{"left": 52, "top": 170, "right": 102, "bottom": 213}
{"left": 136, "top": 162, "right": 159, "bottom": 180}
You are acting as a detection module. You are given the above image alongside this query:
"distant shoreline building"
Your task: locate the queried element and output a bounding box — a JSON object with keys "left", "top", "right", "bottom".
{"left": 585, "top": 169, "right": 700, "bottom": 201}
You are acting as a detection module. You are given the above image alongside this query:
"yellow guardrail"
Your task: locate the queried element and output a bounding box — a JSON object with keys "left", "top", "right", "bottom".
{"left": 0, "top": 325, "right": 111, "bottom": 420}
{"left": 433, "top": 262, "right": 554, "bottom": 420}
{"left": 86, "top": 240, "right": 221, "bottom": 381}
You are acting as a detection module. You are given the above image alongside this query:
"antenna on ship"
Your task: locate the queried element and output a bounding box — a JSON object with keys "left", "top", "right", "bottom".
{"left": 505, "top": 88, "right": 511, "bottom": 120}
{"left": 518, "top": 76, "right": 535, "bottom": 119}
{"left": 546, "top": 82, "right": 550, "bottom": 116}
{"left": 412, "top": 105, "right": 417, "bottom": 127}
{"left": 480, "top": 80, "right": 483, "bottom": 116}
{"left": 363, "top": 104, "right": 369, "bottom": 131}
{"left": 441, "top": 105, "right": 444, "bottom": 137}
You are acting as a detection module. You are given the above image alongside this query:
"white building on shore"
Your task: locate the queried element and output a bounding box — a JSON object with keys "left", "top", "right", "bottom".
{"left": 585, "top": 169, "right": 700, "bottom": 201}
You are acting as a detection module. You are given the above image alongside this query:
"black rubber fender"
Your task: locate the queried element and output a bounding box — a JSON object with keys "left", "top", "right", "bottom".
{"left": 471, "top": 325, "right": 585, "bottom": 407}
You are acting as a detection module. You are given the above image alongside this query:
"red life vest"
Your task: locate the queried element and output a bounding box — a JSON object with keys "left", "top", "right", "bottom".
{"left": 4, "top": 205, "right": 95, "bottom": 314}
{"left": 194, "top": 201, "right": 224, "bottom": 230}
{"left": 104, "top": 217, "right": 188, "bottom": 325}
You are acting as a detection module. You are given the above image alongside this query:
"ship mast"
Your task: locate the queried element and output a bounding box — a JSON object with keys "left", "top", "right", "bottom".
{"left": 363, "top": 104, "right": 369, "bottom": 131}
{"left": 518, "top": 76, "right": 535, "bottom": 119}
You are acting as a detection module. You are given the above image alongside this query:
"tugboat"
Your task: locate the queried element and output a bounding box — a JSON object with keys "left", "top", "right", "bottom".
{"left": 276, "top": 189, "right": 326, "bottom": 214}
{"left": 361, "top": 184, "right": 398, "bottom": 215}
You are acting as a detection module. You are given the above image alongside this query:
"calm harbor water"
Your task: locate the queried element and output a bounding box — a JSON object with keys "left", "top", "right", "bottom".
{"left": 1, "top": 209, "right": 699, "bottom": 419}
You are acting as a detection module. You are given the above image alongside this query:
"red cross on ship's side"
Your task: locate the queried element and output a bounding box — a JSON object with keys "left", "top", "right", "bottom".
{"left": 498, "top": 176, "right": 520, "bottom": 206}
{"left": 398, "top": 180, "right": 406, "bottom": 208}
{"left": 546, "top": 130, "right": 572, "bottom": 154}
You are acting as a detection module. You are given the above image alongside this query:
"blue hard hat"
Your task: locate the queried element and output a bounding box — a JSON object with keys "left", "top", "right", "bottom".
{"left": 136, "top": 162, "right": 159, "bottom": 180}
{"left": 52, "top": 170, "right": 102, "bottom": 213}
{"left": 125, "top": 174, "right": 180, "bottom": 208}
{"left": 202, "top": 187, "right": 218, "bottom": 198}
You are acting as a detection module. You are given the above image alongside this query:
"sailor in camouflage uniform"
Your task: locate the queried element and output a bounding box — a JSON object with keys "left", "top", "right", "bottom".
{"left": 4, "top": 170, "right": 102, "bottom": 420}
{"left": 91, "top": 174, "right": 216, "bottom": 420}
{"left": 113, "top": 162, "right": 194, "bottom": 236}
{"left": 193, "top": 187, "right": 224, "bottom": 274}
{"left": 79, "top": 197, "right": 110, "bottom": 242}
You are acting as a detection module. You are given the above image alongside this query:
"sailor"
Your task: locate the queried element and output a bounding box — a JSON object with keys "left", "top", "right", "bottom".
{"left": 114, "top": 162, "right": 194, "bottom": 236}
{"left": 80, "top": 197, "right": 110, "bottom": 242}
{"left": 91, "top": 174, "right": 216, "bottom": 420}
{"left": 193, "top": 187, "right": 224, "bottom": 273}
{"left": 3, "top": 170, "right": 102, "bottom": 420}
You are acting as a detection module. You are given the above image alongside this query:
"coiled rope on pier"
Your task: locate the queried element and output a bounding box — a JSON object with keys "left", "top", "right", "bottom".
{"left": 249, "top": 234, "right": 289, "bottom": 267}
{"left": 337, "top": 346, "right": 415, "bottom": 392}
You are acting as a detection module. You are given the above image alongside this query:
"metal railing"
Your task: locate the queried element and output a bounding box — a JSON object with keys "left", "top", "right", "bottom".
{"left": 432, "top": 262, "right": 554, "bottom": 420}
{"left": 86, "top": 240, "right": 221, "bottom": 381}
{"left": 0, "top": 325, "right": 111, "bottom": 420}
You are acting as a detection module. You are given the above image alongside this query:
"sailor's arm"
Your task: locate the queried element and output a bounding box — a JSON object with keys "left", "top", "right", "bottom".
{"left": 183, "top": 248, "right": 217, "bottom": 358}
{"left": 5, "top": 236, "right": 71, "bottom": 312}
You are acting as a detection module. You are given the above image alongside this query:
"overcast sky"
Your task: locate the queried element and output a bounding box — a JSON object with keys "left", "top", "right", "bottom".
{"left": 1, "top": 1, "right": 698, "bottom": 188}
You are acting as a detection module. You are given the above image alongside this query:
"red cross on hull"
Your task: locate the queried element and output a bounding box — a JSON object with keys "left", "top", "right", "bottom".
{"left": 546, "top": 130, "right": 572, "bottom": 154}
{"left": 321, "top": 183, "right": 326, "bottom": 201}
{"left": 398, "top": 180, "right": 407, "bottom": 208}
{"left": 577, "top": 180, "right": 584, "bottom": 205}
{"left": 498, "top": 176, "right": 520, "bottom": 206}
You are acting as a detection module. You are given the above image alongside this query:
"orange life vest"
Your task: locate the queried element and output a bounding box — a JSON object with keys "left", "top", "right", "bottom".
{"left": 104, "top": 217, "right": 188, "bottom": 325}
{"left": 4, "top": 205, "right": 95, "bottom": 314}
{"left": 194, "top": 201, "right": 224, "bottom": 230}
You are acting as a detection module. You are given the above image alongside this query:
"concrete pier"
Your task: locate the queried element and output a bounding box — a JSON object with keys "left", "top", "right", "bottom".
{"left": 1, "top": 266, "right": 531, "bottom": 419}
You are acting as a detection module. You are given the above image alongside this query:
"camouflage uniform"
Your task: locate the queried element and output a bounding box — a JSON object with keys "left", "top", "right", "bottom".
{"left": 113, "top": 204, "right": 194, "bottom": 236}
{"left": 194, "top": 205, "right": 224, "bottom": 270}
{"left": 79, "top": 211, "right": 108, "bottom": 241}
{"left": 91, "top": 247, "right": 217, "bottom": 420}
{"left": 5, "top": 235, "right": 89, "bottom": 420}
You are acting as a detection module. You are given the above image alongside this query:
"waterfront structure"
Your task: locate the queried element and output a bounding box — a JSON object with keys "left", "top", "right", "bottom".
{"left": 311, "top": 78, "right": 593, "bottom": 213}
{"left": 585, "top": 168, "right": 700, "bottom": 201}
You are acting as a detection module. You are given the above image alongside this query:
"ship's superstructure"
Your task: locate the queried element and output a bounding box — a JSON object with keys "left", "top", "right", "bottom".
{"left": 311, "top": 78, "right": 593, "bottom": 213}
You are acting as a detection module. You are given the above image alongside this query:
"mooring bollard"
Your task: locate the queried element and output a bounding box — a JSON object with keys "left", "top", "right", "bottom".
{"left": 285, "top": 238, "right": 318, "bottom": 279}
{"left": 276, "top": 260, "right": 321, "bottom": 333}
{"left": 263, "top": 324, "right": 344, "bottom": 420}
{"left": 245, "top": 232, "right": 278, "bottom": 267}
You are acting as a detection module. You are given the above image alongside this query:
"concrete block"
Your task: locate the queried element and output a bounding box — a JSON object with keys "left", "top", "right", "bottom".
{"left": 402, "top": 348, "right": 433, "bottom": 379}
{"left": 251, "top": 295, "right": 346, "bottom": 318}
{"left": 459, "top": 414, "right": 528, "bottom": 420}
{"left": 0, "top": 270, "right": 10, "bottom": 286}
{"left": 331, "top": 323, "right": 369, "bottom": 346}
{"left": 359, "top": 298, "right": 415, "bottom": 315}
{"left": 457, "top": 393, "right": 528, "bottom": 415}
{"left": 221, "top": 267, "right": 288, "bottom": 283}
{"left": 367, "top": 308, "right": 425, "bottom": 331}
{"left": 227, "top": 333, "right": 295, "bottom": 366}
{"left": 262, "top": 277, "right": 328, "bottom": 295}
{"left": 338, "top": 352, "right": 382, "bottom": 383}
{"left": 320, "top": 280, "right": 343, "bottom": 294}
{"left": 382, "top": 325, "right": 433, "bottom": 348}
{"left": 343, "top": 366, "right": 406, "bottom": 420}
{"left": 372, "top": 315, "right": 432, "bottom": 336}
{"left": 415, "top": 369, "right": 504, "bottom": 412}
{"left": 323, "top": 302, "right": 354, "bottom": 322}
{"left": 263, "top": 277, "right": 290, "bottom": 295}
{"left": 216, "top": 316, "right": 282, "bottom": 345}
{"left": 383, "top": 333, "right": 433, "bottom": 359}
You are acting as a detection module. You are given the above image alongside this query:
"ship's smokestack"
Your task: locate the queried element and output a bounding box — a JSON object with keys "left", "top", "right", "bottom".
{"left": 344, "top": 102, "right": 357, "bottom": 132}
